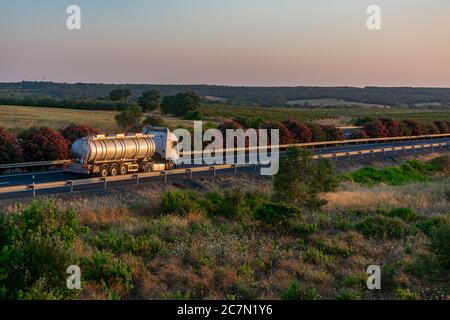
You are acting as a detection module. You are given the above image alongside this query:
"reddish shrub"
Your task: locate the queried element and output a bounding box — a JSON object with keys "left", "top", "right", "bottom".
{"left": 18, "top": 127, "right": 69, "bottom": 162}
{"left": 400, "top": 119, "right": 426, "bottom": 136}
{"left": 364, "top": 120, "right": 389, "bottom": 138}
{"left": 426, "top": 123, "right": 440, "bottom": 135}
{"left": 321, "top": 126, "right": 344, "bottom": 141}
{"left": 349, "top": 129, "right": 368, "bottom": 140}
{"left": 262, "top": 122, "right": 294, "bottom": 145}
{"left": 59, "top": 124, "right": 100, "bottom": 146}
{"left": 0, "top": 128, "right": 23, "bottom": 164}
{"left": 307, "top": 123, "right": 327, "bottom": 142}
{"left": 379, "top": 118, "right": 401, "bottom": 137}
{"left": 433, "top": 121, "right": 450, "bottom": 134}
{"left": 282, "top": 120, "right": 312, "bottom": 143}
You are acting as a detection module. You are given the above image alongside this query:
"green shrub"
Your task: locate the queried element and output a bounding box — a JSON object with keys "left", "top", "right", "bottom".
{"left": 415, "top": 216, "right": 450, "bottom": 236}
{"left": 428, "top": 154, "right": 450, "bottom": 175}
{"left": 281, "top": 280, "right": 320, "bottom": 300}
{"left": 336, "top": 288, "right": 360, "bottom": 300}
{"left": 160, "top": 190, "right": 204, "bottom": 215}
{"left": 430, "top": 223, "right": 450, "bottom": 269}
{"left": 289, "top": 222, "right": 317, "bottom": 238}
{"left": 355, "top": 215, "right": 412, "bottom": 239}
{"left": 346, "top": 161, "right": 431, "bottom": 186}
{"left": 184, "top": 110, "right": 202, "bottom": 120}
{"left": 253, "top": 202, "right": 301, "bottom": 227}
{"left": 0, "top": 201, "right": 79, "bottom": 300}
{"left": 81, "top": 251, "right": 133, "bottom": 289}
{"left": 386, "top": 208, "right": 418, "bottom": 223}
{"left": 206, "top": 190, "right": 266, "bottom": 219}
{"left": 89, "top": 230, "right": 161, "bottom": 258}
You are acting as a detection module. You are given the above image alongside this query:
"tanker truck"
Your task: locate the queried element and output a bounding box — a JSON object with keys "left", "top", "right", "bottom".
{"left": 66, "top": 127, "right": 179, "bottom": 177}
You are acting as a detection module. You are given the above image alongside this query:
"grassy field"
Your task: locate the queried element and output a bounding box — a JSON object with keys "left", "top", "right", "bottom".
{"left": 0, "top": 105, "right": 192, "bottom": 133}
{"left": 1, "top": 104, "right": 449, "bottom": 134}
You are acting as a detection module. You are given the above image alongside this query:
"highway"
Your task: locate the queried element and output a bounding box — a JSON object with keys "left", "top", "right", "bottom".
{"left": 0, "top": 137, "right": 448, "bottom": 200}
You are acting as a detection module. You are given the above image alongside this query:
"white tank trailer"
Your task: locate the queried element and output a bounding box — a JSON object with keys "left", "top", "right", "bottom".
{"left": 66, "top": 127, "right": 179, "bottom": 177}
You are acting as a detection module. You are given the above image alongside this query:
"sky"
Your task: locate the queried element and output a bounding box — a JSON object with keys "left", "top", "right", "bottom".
{"left": 1, "top": 0, "right": 449, "bottom": 87}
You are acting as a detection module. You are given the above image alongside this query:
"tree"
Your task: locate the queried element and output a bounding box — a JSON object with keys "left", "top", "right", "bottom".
{"left": 18, "top": 127, "right": 69, "bottom": 162}
{"left": 160, "top": 91, "right": 201, "bottom": 117}
{"left": 349, "top": 129, "right": 368, "bottom": 140}
{"left": 137, "top": 90, "right": 160, "bottom": 112}
{"left": 0, "top": 128, "right": 23, "bottom": 164}
{"left": 273, "top": 148, "right": 338, "bottom": 208}
{"left": 59, "top": 124, "right": 100, "bottom": 146}
{"left": 109, "top": 88, "right": 132, "bottom": 102}
{"left": 115, "top": 106, "right": 143, "bottom": 131}
{"left": 364, "top": 120, "right": 389, "bottom": 138}
{"left": 142, "top": 115, "right": 167, "bottom": 127}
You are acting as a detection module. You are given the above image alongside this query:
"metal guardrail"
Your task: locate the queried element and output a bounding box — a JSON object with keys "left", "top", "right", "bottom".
{"left": 1, "top": 133, "right": 449, "bottom": 170}
{"left": 0, "top": 142, "right": 447, "bottom": 197}
{"left": 0, "top": 160, "right": 71, "bottom": 171}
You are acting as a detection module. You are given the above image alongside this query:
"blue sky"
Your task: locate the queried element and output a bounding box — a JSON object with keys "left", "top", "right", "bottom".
{"left": 1, "top": 0, "right": 449, "bottom": 86}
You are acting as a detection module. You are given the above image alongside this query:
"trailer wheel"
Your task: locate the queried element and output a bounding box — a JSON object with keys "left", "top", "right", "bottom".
{"left": 110, "top": 164, "right": 119, "bottom": 176}
{"left": 119, "top": 164, "right": 128, "bottom": 175}
{"left": 100, "top": 165, "right": 109, "bottom": 178}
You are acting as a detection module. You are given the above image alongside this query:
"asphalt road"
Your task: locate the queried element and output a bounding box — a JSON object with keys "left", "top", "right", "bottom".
{"left": 0, "top": 137, "right": 448, "bottom": 200}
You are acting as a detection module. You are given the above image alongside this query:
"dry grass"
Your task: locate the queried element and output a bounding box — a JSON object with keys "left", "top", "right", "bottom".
{"left": 323, "top": 179, "right": 450, "bottom": 215}
{"left": 0, "top": 105, "right": 194, "bottom": 133}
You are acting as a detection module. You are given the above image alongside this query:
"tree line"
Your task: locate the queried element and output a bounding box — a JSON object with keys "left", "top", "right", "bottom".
{"left": 2, "top": 82, "right": 450, "bottom": 106}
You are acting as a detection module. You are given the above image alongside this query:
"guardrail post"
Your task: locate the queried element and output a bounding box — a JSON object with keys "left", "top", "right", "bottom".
{"left": 233, "top": 164, "right": 238, "bottom": 174}
{"left": 359, "top": 151, "right": 363, "bottom": 159}
{"left": 346, "top": 152, "right": 350, "bottom": 160}
{"left": 68, "top": 181, "right": 74, "bottom": 193}
{"left": 412, "top": 146, "right": 416, "bottom": 153}
{"left": 163, "top": 171, "right": 168, "bottom": 183}
{"left": 371, "top": 150, "right": 375, "bottom": 157}
{"left": 31, "top": 184, "right": 35, "bottom": 198}
{"left": 187, "top": 169, "right": 193, "bottom": 180}
{"left": 334, "top": 154, "right": 338, "bottom": 162}
{"left": 382, "top": 148, "right": 386, "bottom": 156}
{"left": 210, "top": 167, "right": 216, "bottom": 177}
{"left": 133, "top": 174, "right": 139, "bottom": 185}
{"left": 102, "top": 178, "right": 107, "bottom": 189}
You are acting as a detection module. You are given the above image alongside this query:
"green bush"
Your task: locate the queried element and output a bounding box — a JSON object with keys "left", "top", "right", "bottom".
{"left": 184, "top": 110, "right": 202, "bottom": 120}
{"left": 160, "top": 190, "right": 204, "bottom": 215}
{"left": 0, "top": 201, "right": 79, "bottom": 300}
{"left": 89, "top": 230, "right": 161, "bottom": 258}
{"left": 253, "top": 202, "right": 301, "bottom": 227}
{"left": 355, "top": 215, "right": 412, "bottom": 239}
{"left": 281, "top": 280, "right": 320, "bottom": 300}
{"left": 429, "top": 154, "right": 450, "bottom": 175}
{"left": 415, "top": 216, "right": 450, "bottom": 236}
{"left": 81, "top": 251, "right": 133, "bottom": 289}
{"left": 430, "top": 223, "right": 450, "bottom": 269}
{"left": 206, "top": 190, "right": 266, "bottom": 219}
{"left": 386, "top": 208, "right": 418, "bottom": 223}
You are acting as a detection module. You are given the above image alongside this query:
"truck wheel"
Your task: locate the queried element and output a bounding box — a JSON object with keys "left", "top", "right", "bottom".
{"left": 100, "top": 165, "right": 109, "bottom": 178}
{"left": 110, "top": 165, "right": 119, "bottom": 176}
{"left": 119, "top": 164, "right": 128, "bottom": 175}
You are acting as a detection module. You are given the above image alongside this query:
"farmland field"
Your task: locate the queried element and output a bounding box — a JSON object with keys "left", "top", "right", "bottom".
{"left": 1, "top": 104, "right": 449, "bottom": 134}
